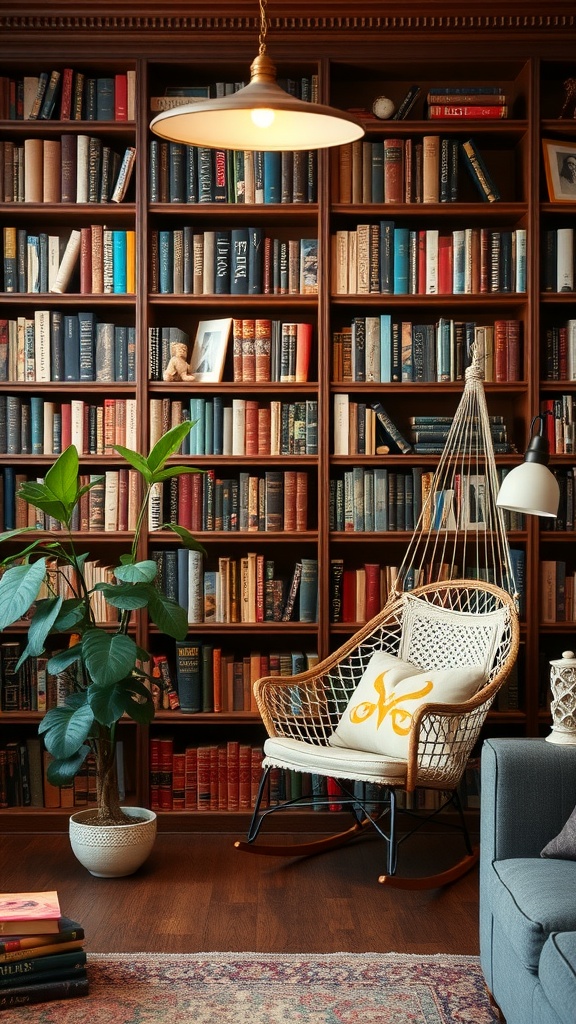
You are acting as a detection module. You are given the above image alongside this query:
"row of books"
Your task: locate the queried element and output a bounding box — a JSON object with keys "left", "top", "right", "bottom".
{"left": 426, "top": 85, "right": 509, "bottom": 120}
{"left": 0, "top": 68, "right": 134, "bottom": 121}
{"left": 329, "top": 463, "right": 516, "bottom": 534}
{"left": 153, "top": 646, "right": 318, "bottom": 715}
{"left": 541, "top": 395, "right": 576, "bottom": 455}
{"left": 0, "top": 313, "right": 136, "bottom": 383}
{"left": 0, "top": 890, "right": 87, "bottom": 1009}
{"left": 543, "top": 320, "right": 576, "bottom": 381}
{"left": 1, "top": 137, "right": 136, "bottom": 204}
{"left": 332, "top": 223, "right": 527, "bottom": 295}
{"left": 0, "top": 467, "right": 140, "bottom": 534}
{"left": 149, "top": 396, "right": 319, "bottom": 457}
{"left": 329, "top": 552, "right": 525, "bottom": 624}
{"left": 150, "top": 227, "right": 319, "bottom": 297}
{"left": 542, "top": 228, "right": 576, "bottom": 293}
{"left": 540, "top": 561, "right": 576, "bottom": 622}
{"left": 0, "top": 739, "right": 91, "bottom": 808}
{"left": 0, "top": 395, "right": 137, "bottom": 456}
{"left": 542, "top": 468, "right": 576, "bottom": 533}
{"left": 149, "top": 141, "right": 317, "bottom": 205}
{"left": 336, "top": 134, "right": 500, "bottom": 205}
{"left": 148, "top": 468, "right": 309, "bottom": 534}
{"left": 149, "top": 74, "right": 318, "bottom": 110}
{"left": 153, "top": 550, "right": 319, "bottom": 625}
{"left": 332, "top": 315, "right": 522, "bottom": 384}
{"left": 2, "top": 225, "right": 136, "bottom": 295}
{"left": 148, "top": 319, "right": 313, "bottom": 384}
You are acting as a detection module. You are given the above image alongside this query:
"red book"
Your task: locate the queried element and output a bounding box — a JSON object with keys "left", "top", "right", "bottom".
{"left": 209, "top": 744, "right": 219, "bottom": 810}
{"left": 364, "top": 562, "right": 381, "bottom": 621}
{"left": 428, "top": 104, "right": 508, "bottom": 118}
{"left": 437, "top": 234, "right": 453, "bottom": 294}
{"left": 196, "top": 745, "right": 211, "bottom": 811}
{"left": 212, "top": 647, "right": 222, "bottom": 712}
{"left": 283, "top": 470, "right": 297, "bottom": 531}
{"left": 238, "top": 744, "right": 252, "bottom": 810}
{"left": 217, "top": 745, "right": 228, "bottom": 810}
{"left": 241, "top": 319, "right": 256, "bottom": 381}
{"left": 494, "top": 320, "right": 508, "bottom": 382}
{"left": 177, "top": 471, "right": 192, "bottom": 530}
{"left": 327, "top": 776, "right": 344, "bottom": 812}
{"left": 383, "top": 137, "right": 404, "bottom": 203}
{"left": 114, "top": 73, "right": 128, "bottom": 120}
{"left": 149, "top": 737, "right": 161, "bottom": 811}
{"left": 59, "top": 67, "right": 74, "bottom": 120}
{"left": 295, "top": 322, "right": 312, "bottom": 382}
{"left": 184, "top": 746, "right": 197, "bottom": 810}
{"left": 158, "top": 736, "right": 173, "bottom": 810}
{"left": 342, "top": 569, "right": 357, "bottom": 622}
{"left": 257, "top": 406, "right": 271, "bottom": 455}
{"left": 245, "top": 400, "right": 259, "bottom": 456}
{"left": 232, "top": 318, "right": 243, "bottom": 381}
{"left": 117, "top": 467, "right": 128, "bottom": 531}
{"left": 226, "top": 741, "right": 239, "bottom": 811}
{"left": 417, "top": 230, "right": 427, "bottom": 294}
{"left": 296, "top": 471, "right": 308, "bottom": 532}
{"left": 255, "top": 318, "right": 272, "bottom": 381}
{"left": 190, "top": 472, "right": 203, "bottom": 533}
{"left": 172, "top": 752, "right": 185, "bottom": 810}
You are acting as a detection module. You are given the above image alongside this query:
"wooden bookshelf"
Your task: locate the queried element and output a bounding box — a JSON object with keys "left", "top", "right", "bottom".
{"left": 0, "top": 2, "right": 575, "bottom": 831}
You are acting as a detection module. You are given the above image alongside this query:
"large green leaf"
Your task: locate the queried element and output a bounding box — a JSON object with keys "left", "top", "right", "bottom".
{"left": 122, "top": 678, "right": 156, "bottom": 724}
{"left": 0, "top": 558, "right": 47, "bottom": 629}
{"left": 47, "top": 645, "right": 82, "bottom": 676}
{"left": 150, "top": 465, "right": 203, "bottom": 484}
{"left": 39, "top": 703, "right": 94, "bottom": 759}
{"left": 76, "top": 476, "right": 104, "bottom": 503}
{"left": 17, "top": 481, "right": 70, "bottom": 524}
{"left": 113, "top": 444, "right": 152, "bottom": 482}
{"left": 0, "top": 526, "right": 38, "bottom": 545}
{"left": 146, "top": 421, "right": 194, "bottom": 473}
{"left": 93, "top": 582, "right": 150, "bottom": 610}
{"left": 44, "top": 445, "right": 79, "bottom": 507}
{"left": 52, "top": 598, "right": 85, "bottom": 632}
{"left": 87, "top": 680, "right": 129, "bottom": 726}
{"left": 45, "top": 748, "right": 91, "bottom": 786}
{"left": 82, "top": 629, "right": 137, "bottom": 686}
{"left": 163, "top": 523, "right": 206, "bottom": 554}
{"left": 114, "top": 560, "right": 158, "bottom": 584}
{"left": 146, "top": 587, "right": 188, "bottom": 640}
{"left": 16, "top": 596, "right": 63, "bottom": 669}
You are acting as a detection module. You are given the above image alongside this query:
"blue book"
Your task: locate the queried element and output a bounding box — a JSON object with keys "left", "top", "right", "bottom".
{"left": 212, "top": 396, "right": 223, "bottom": 455}
{"left": 380, "top": 313, "right": 392, "bottom": 382}
{"left": 50, "top": 310, "right": 64, "bottom": 382}
{"left": 63, "top": 314, "right": 80, "bottom": 381}
{"left": 168, "top": 143, "right": 186, "bottom": 202}
{"left": 393, "top": 227, "right": 409, "bottom": 294}
{"left": 112, "top": 230, "right": 127, "bottom": 293}
{"left": 230, "top": 228, "right": 249, "bottom": 294}
{"left": 263, "top": 151, "right": 281, "bottom": 203}
{"left": 299, "top": 557, "right": 318, "bottom": 623}
{"left": 27, "top": 236, "right": 40, "bottom": 293}
{"left": 204, "top": 400, "right": 214, "bottom": 455}
{"left": 436, "top": 317, "right": 451, "bottom": 382}
{"left": 114, "top": 325, "right": 128, "bottom": 381}
{"left": 379, "top": 220, "right": 395, "bottom": 294}
{"left": 78, "top": 310, "right": 95, "bottom": 381}
{"left": 158, "top": 231, "right": 173, "bottom": 293}
{"left": 38, "top": 233, "right": 49, "bottom": 292}
{"left": 30, "top": 395, "right": 44, "bottom": 455}
{"left": 248, "top": 226, "right": 263, "bottom": 294}
{"left": 96, "top": 77, "right": 114, "bottom": 120}
{"left": 185, "top": 145, "right": 198, "bottom": 202}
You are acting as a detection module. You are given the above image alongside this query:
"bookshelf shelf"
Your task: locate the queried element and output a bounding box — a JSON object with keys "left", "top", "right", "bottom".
{"left": 0, "top": 4, "right": 575, "bottom": 829}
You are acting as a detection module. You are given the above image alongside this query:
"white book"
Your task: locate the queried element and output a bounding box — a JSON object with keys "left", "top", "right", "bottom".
{"left": 148, "top": 480, "right": 163, "bottom": 530}
{"left": 231, "top": 398, "right": 246, "bottom": 455}
{"left": 104, "top": 470, "right": 119, "bottom": 532}
{"left": 70, "top": 399, "right": 84, "bottom": 452}
{"left": 333, "top": 393, "right": 350, "bottom": 456}
{"left": 202, "top": 230, "right": 216, "bottom": 294}
{"left": 27, "top": 236, "right": 40, "bottom": 292}
{"left": 568, "top": 320, "right": 576, "bottom": 381}
{"left": 43, "top": 401, "right": 55, "bottom": 455}
{"left": 126, "top": 70, "right": 136, "bottom": 121}
{"left": 356, "top": 224, "right": 370, "bottom": 293}
{"left": 425, "top": 229, "right": 439, "bottom": 294}
{"left": 16, "top": 316, "right": 26, "bottom": 381}
{"left": 187, "top": 549, "right": 204, "bottom": 623}
{"left": 269, "top": 401, "right": 281, "bottom": 456}
{"left": 334, "top": 230, "right": 349, "bottom": 294}
{"left": 557, "top": 227, "right": 574, "bottom": 292}
{"left": 50, "top": 229, "right": 81, "bottom": 294}
{"left": 34, "top": 309, "right": 51, "bottom": 382}
{"left": 47, "top": 236, "right": 61, "bottom": 291}
{"left": 365, "top": 316, "right": 381, "bottom": 382}
{"left": 76, "top": 135, "right": 90, "bottom": 203}
{"left": 348, "top": 230, "right": 357, "bottom": 293}
{"left": 125, "top": 398, "right": 137, "bottom": 449}
{"left": 110, "top": 145, "right": 136, "bottom": 203}
{"left": 244, "top": 151, "right": 255, "bottom": 204}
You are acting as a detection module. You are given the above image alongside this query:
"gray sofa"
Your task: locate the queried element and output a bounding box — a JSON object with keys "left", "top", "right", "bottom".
{"left": 480, "top": 737, "right": 576, "bottom": 1024}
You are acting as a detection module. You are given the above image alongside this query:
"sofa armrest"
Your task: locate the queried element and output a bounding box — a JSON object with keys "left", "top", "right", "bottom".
{"left": 481, "top": 737, "right": 576, "bottom": 862}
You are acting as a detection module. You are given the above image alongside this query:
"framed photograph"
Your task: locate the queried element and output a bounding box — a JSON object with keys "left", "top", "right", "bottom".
{"left": 542, "top": 139, "right": 576, "bottom": 202}
{"left": 189, "top": 318, "right": 233, "bottom": 382}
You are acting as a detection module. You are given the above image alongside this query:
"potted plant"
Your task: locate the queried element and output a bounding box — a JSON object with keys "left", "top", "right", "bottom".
{"left": 0, "top": 421, "right": 203, "bottom": 875}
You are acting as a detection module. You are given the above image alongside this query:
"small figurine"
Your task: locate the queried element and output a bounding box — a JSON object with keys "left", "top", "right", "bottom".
{"left": 162, "top": 341, "right": 196, "bottom": 382}
{"left": 559, "top": 77, "right": 576, "bottom": 119}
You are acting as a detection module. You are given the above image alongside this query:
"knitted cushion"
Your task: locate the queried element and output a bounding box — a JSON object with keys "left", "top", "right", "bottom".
{"left": 398, "top": 593, "right": 508, "bottom": 677}
{"left": 541, "top": 803, "right": 576, "bottom": 860}
{"left": 329, "top": 651, "right": 485, "bottom": 758}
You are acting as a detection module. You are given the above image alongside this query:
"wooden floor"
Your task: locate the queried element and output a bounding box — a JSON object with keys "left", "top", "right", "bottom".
{"left": 0, "top": 828, "right": 480, "bottom": 955}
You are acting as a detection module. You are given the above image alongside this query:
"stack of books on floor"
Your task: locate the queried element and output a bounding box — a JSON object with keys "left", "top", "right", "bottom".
{"left": 0, "top": 890, "right": 88, "bottom": 1008}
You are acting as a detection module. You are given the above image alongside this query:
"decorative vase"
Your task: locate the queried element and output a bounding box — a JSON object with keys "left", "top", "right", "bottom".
{"left": 69, "top": 807, "right": 157, "bottom": 877}
{"left": 546, "top": 650, "right": 576, "bottom": 745}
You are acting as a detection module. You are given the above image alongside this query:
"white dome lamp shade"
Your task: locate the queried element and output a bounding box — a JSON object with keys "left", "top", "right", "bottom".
{"left": 150, "top": 0, "right": 365, "bottom": 152}
{"left": 496, "top": 413, "right": 560, "bottom": 518}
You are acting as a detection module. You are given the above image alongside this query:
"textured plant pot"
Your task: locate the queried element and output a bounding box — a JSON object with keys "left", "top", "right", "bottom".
{"left": 69, "top": 807, "right": 157, "bottom": 878}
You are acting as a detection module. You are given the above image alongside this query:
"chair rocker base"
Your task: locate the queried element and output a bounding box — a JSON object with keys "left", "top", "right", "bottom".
{"left": 235, "top": 816, "right": 374, "bottom": 859}
{"left": 377, "top": 846, "right": 479, "bottom": 890}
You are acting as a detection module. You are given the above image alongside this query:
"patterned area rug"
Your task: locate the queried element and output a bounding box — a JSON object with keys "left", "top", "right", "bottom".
{"left": 3, "top": 951, "right": 501, "bottom": 1023}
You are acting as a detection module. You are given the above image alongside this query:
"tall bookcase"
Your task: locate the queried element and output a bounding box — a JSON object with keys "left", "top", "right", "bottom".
{"left": 0, "top": 3, "right": 575, "bottom": 832}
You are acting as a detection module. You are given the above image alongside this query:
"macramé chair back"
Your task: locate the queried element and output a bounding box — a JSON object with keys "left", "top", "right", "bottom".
{"left": 235, "top": 578, "right": 519, "bottom": 888}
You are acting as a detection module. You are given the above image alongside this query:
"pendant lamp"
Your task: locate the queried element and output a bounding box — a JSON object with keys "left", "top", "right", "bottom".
{"left": 496, "top": 413, "right": 560, "bottom": 518}
{"left": 150, "top": 0, "right": 365, "bottom": 152}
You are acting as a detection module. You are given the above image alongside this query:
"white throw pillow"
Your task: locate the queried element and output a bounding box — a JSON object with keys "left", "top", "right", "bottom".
{"left": 329, "top": 651, "right": 485, "bottom": 759}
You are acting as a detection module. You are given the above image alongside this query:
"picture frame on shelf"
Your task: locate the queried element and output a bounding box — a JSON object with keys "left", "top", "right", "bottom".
{"left": 542, "top": 139, "right": 576, "bottom": 202}
{"left": 189, "top": 317, "right": 233, "bottom": 382}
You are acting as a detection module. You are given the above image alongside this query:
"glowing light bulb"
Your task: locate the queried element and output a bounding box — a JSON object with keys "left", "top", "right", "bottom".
{"left": 251, "top": 107, "right": 275, "bottom": 128}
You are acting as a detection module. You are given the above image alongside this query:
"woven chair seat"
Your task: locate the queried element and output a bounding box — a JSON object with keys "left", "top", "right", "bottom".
{"left": 263, "top": 736, "right": 407, "bottom": 783}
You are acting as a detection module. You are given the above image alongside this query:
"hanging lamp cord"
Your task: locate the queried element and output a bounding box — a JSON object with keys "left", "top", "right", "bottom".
{"left": 259, "top": 0, "right": 268, "bottom": 55}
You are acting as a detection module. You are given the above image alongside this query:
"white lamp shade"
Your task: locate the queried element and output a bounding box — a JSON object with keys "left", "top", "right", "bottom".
{"left": 150, "top": 78, "right": 365, "bottom": 151}
{"left": 496, "top": 461, "right": 560, "bottom": 517}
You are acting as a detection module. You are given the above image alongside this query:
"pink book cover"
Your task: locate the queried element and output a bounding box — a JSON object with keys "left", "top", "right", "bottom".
{"left": 0, "top": 891, "right": 61, "bottom": 935}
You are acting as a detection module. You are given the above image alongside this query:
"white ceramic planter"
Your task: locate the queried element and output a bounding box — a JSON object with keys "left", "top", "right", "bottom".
{"left": 69, "top": 807, "right": 157, "bottom": 877}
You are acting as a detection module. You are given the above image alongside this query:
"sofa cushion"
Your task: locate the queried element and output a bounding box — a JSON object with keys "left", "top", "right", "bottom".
{"left": 329, "top": 650, "right": 484, "bottom": 758}
{"left": 491, "top": 859, "right": 576, "bottom": 970}
{"left": 538, "top": 931, "right": 576, "bottom": 1024}
{"left": 541, "top": 802, "right": 576, "bottom": 860}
